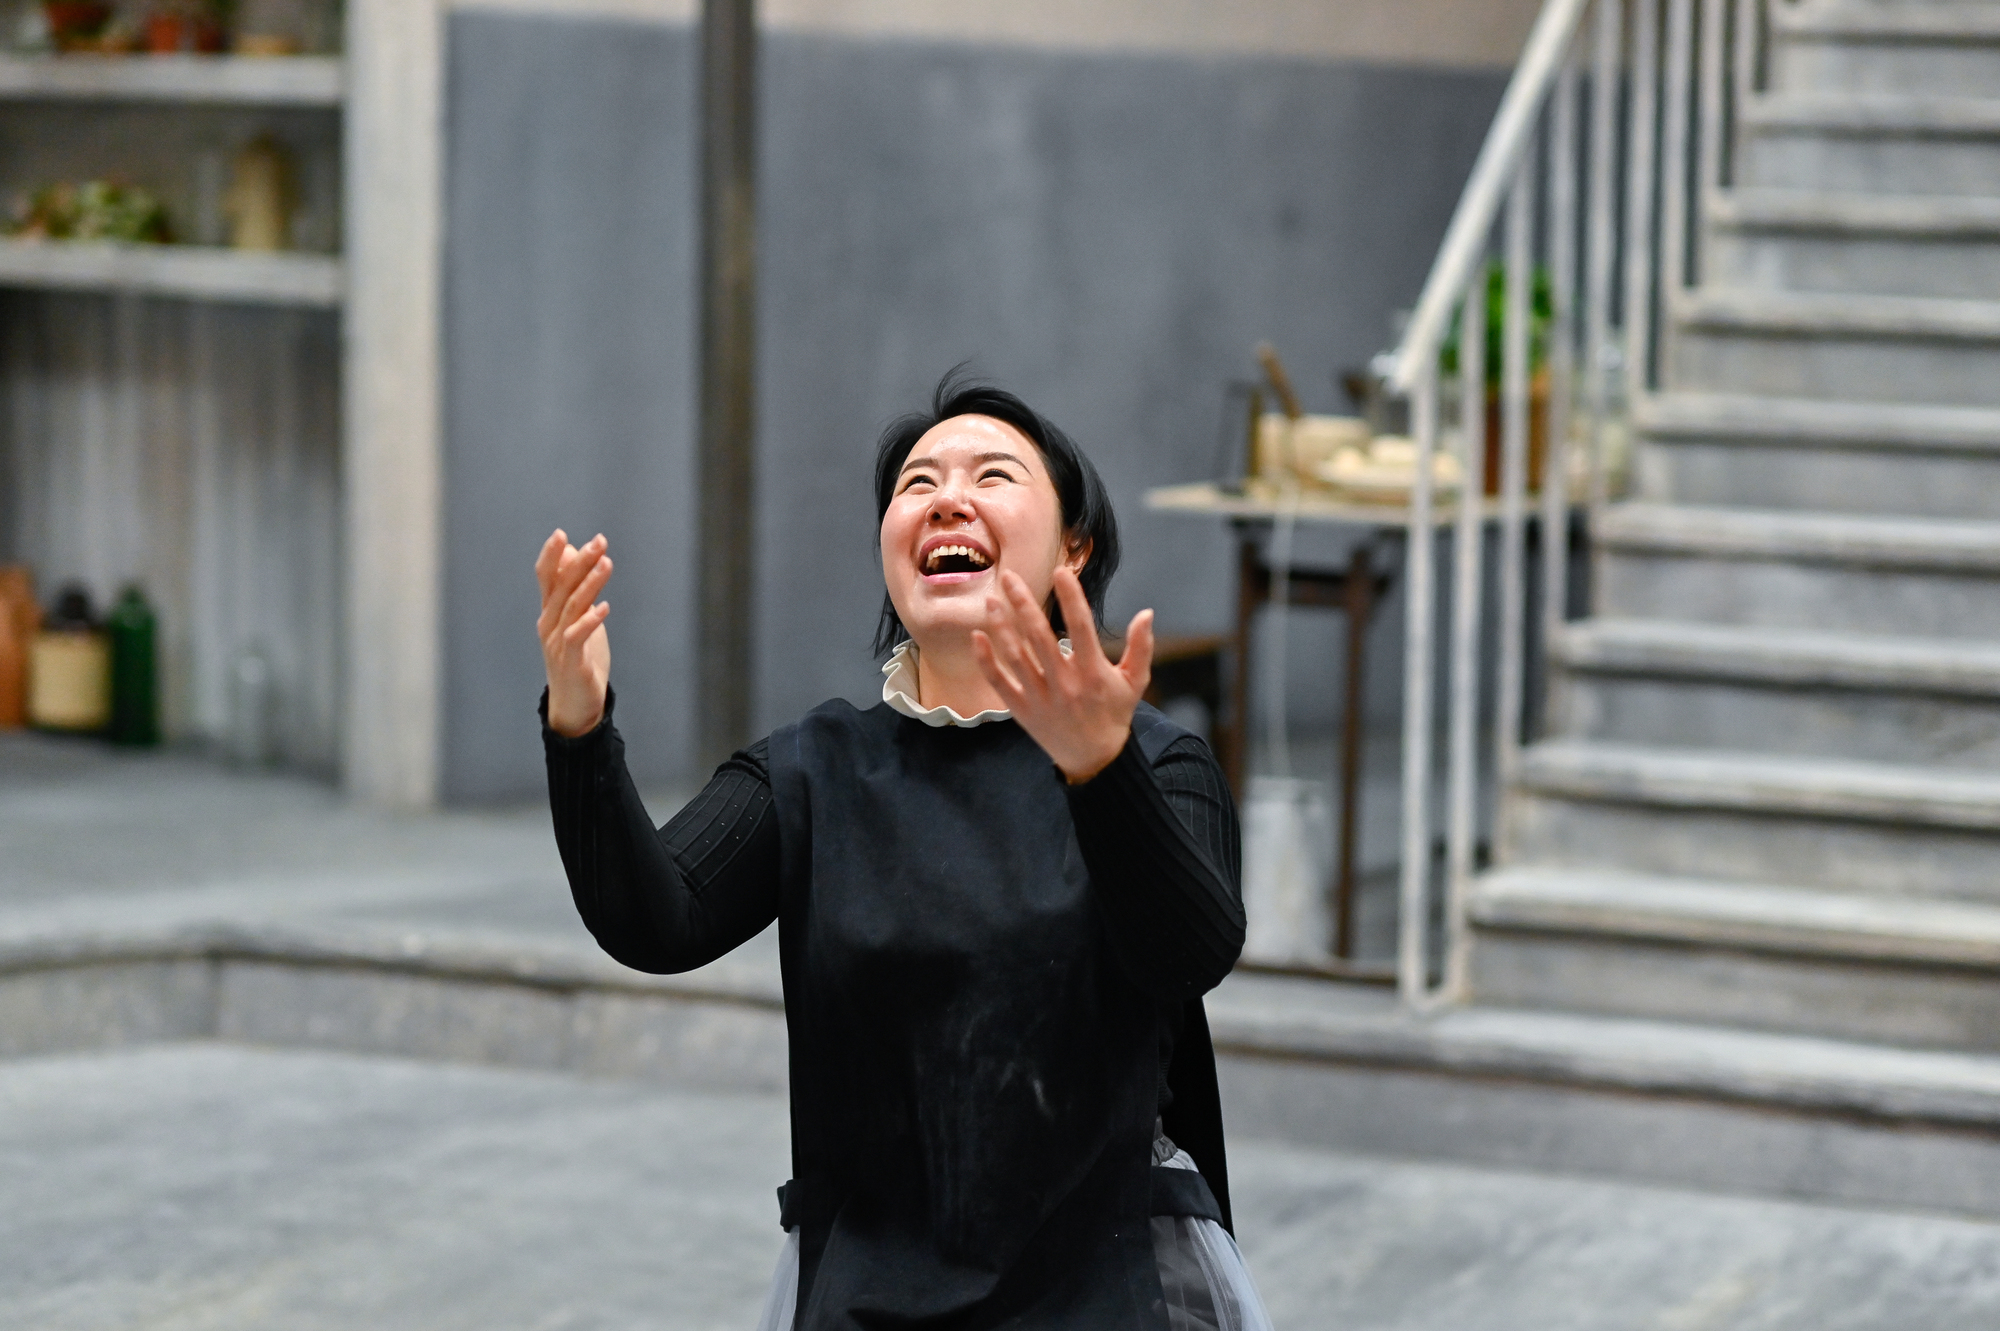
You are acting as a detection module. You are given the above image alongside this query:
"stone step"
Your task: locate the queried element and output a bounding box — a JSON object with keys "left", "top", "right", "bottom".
{"left": 1467, "top": 867, "right": 2000, "bottom": 1050}
{"left": 1550, "top": 617, "right": 2000, "bottom": 768}
{"left": 1668, "top": 288, "right": 2000, "bottom": 409}
{"left": 19, "top": 923, "right": 2000, "bottom": 1219}
{"left": 1772, "top": 1, "right": 2000, "bottom": 98}
{"left": 1598, "top": 502, "right": 2000, "bottom": 639}
{"left": 1705, "top": 189, "right": 2000, "bottom": 300}
{"left": 1633, "top": 391, "right": 2000, "bottom": 517}
{"left": 1507, "top": 739, "right": 2000, "bottom": 899}
{"left": 1738, "top": 94, "right": 2000, "bottom": 196}
{"left": 1212, "top": 970, "right": 2000, "bottom": 1219}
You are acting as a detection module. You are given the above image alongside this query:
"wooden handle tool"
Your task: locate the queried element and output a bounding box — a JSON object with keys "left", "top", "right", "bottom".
{"left": 1255, "top": 342, "right": 1304, "bottom": 420}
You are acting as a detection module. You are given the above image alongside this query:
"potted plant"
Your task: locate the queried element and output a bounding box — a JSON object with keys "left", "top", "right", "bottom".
{"left": 1440, "top": 265, "right": 1555, "bottom": 496}
{"left": 43, "top": 2, "right": 114, "bottom": 51}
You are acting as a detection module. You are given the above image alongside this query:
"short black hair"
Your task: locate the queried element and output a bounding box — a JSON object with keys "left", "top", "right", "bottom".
{"left": 872, "top": 368, "right": 1120, "bottom": 657}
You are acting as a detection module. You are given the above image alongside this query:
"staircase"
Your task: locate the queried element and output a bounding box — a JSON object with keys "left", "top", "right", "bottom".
{"left": 1469, "top": 0, "right": 2000, "bottom": 1055}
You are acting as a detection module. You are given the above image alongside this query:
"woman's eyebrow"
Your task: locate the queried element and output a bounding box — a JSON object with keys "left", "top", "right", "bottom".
{"left": 897, "top": 450, "right": 1027, "bottom": 476}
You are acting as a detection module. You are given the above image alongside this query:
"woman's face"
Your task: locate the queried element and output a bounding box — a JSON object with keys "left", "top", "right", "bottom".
{"left": 880, "top": 414, "right": 1087, "bottom": 650}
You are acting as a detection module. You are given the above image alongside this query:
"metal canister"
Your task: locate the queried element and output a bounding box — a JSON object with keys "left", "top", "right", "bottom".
{"left": 28, "top": 585, "right": 109, "bottom": 733}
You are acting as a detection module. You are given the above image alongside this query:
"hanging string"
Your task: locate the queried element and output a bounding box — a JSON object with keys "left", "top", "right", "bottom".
{"left": 1262, "top": 423, "right": 1300, "bottom": 781}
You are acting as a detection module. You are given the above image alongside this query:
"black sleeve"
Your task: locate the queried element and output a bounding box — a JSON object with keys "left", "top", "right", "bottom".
{"left": 542, "top": 686, "right": 781, "bottom": 974}
{"left": 1064, "top": 731, "right": 1246, "bottom": 1003}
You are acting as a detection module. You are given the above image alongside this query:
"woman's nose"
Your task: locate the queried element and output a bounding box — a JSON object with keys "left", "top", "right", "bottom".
{"left": 928, "top": 480, "right": 973, "bottom": 522}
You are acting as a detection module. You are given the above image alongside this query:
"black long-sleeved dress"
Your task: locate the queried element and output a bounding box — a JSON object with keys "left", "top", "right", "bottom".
{"left": 544, "top": 685, "right": 1247, "bottom": 1330}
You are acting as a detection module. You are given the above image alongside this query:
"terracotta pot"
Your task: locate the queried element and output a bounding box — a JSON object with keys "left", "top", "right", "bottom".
{"left": 1481, "top": 367, "right": 1551, "bottom": 496}
{"left": 0, "top": 566, "right": 34, "bottom": 730}
{"left": 145, "top": 14, "right": 187, "bottom": 52}
{"left": 145, "top": 9, "right": 226, "bottom": 53}
{"left": 44, "top": 2, "right": 112, "bottom": 49}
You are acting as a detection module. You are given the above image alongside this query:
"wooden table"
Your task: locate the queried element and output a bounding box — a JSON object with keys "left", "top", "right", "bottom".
{"left": 1145, "top": 482, "right": 1500, "bottom": 961}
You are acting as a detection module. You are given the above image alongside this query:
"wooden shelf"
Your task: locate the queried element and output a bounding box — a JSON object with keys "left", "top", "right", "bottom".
{"left": 0, "top": 239, "right": 342, "bottom": 307}
{"left": 0, "top": 53, "right": 342, "bottom": 106}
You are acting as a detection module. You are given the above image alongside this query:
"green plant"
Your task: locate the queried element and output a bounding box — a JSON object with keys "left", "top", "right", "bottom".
{"left": 1440, "top": 264, "right": 1554, "bottom": 387}
{"left": 10, "top": 181, "right": 170, "bottom": 243}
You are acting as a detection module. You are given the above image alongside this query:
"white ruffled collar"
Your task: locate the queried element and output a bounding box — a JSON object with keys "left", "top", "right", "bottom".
{"left": 880, "top": 638, "right": 1069, "bottom": 728}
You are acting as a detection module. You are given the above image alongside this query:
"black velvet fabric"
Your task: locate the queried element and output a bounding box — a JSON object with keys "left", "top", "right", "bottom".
{"left": 543, "top": 689, "right": 1245, "bottom": 1330}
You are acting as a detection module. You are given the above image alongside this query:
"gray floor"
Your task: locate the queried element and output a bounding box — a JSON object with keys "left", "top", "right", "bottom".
{"left": 0, "top": 732, "right": 788, "bottom": 988}
{"left": 10, "top": 733, "right": 2000, "bottom": 1328}
{"left": 6, "top": 1042, "right": 2000, "bottom": 1331}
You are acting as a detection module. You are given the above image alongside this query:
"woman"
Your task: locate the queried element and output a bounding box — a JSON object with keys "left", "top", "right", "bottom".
{"left": 536, "top": 374, "right": 1271, "bottom": 1330}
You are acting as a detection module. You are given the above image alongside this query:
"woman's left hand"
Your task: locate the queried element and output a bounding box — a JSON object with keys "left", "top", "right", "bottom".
{"left": 973, "top": 567, "right": 1154, "bottom": 784}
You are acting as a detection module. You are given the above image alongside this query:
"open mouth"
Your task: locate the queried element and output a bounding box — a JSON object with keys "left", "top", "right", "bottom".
{"left": 923, "top": 543, "right": 993, "bottom": 576}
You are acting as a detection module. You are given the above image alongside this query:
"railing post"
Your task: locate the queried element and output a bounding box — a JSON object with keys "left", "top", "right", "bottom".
{"left": 1626, "top": 0, "right": 1662, "bottom": 400}
{"left": 1496, "top": 174, "right": 1535, "bottom": 833}
{"left": 1700, "top": 0, "right": 1728, "bottom": 226}
{"left": 1585, "top": 0, "right": 1622, "bottom": 513}
{"left": 1734, "top": 0, "right": 1762, "bottom": 113}
{"left": 1399, "top": 368, "right": 1442, "bottom": 1007}
{"left": 1661, "top": 0, "right": 1696, "bottom": 299}
{"left": 1544, "top": 43, "right": 1580, "bottom": 732}
{"left": 1444, "top": 272, "right": 1489, "bottom": 1001}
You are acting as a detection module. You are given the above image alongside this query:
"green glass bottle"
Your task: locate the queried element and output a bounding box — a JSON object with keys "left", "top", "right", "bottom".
{"left": 107, "top": 584, "right": 160, "bottom": 747}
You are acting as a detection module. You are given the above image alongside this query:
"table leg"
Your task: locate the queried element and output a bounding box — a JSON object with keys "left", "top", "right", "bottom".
{"left": 1332, "top": 542, "right": 1374, "bottom": 959}
{"left": 1227, "top": 534, "right": 1258, "bottom": 801}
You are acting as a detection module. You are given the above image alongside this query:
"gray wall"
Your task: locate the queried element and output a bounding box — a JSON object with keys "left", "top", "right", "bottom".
{"left": 443, "top": 10, "right": 1504, "bottom": 801}
{"left": 443, "top": 14, "right": 698, "bottom": 801}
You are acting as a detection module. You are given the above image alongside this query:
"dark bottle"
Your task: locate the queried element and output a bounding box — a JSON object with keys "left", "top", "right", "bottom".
{"left": 107, "top": 584, "right": 160, "bottom": 747}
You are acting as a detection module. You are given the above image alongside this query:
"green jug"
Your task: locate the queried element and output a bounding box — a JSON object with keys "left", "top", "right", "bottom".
{"left": 107, "top": 583, "right": 159, "bottom": 747}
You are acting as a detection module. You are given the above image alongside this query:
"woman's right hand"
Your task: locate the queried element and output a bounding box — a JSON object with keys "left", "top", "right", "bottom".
{"left": 536, "top": 528, "right": 613, "bottom": 737}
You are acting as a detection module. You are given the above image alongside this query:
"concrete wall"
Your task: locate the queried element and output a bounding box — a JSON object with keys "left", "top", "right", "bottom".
{"left": 441, "top": 8, "right": 1508, "bottom": 800}
{"left": 443, "top": 14, "right": 699, "bottom": 801}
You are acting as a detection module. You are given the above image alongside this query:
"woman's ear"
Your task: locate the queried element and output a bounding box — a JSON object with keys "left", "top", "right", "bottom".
{"left": 1062, "top": 534, "right": 1093, "bottom": 576}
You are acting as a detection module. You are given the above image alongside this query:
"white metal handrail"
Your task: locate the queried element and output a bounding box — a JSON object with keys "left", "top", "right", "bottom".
{"left": 1387, "top": 0, "right": 1761, "bottom": 1007}
{"left": 1388, "top": 0, "right": 1592, "bottom": 396}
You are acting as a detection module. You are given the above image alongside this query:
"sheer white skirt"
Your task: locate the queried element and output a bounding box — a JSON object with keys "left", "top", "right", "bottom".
{"left": 750, "top": 1142, "right": 1274, "bottom": 1331}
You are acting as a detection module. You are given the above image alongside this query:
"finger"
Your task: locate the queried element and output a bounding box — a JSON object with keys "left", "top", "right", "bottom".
{"left": 558, "top": 554, "right": 613, "bottom": 635}
{"left": 984, "top": 588, "right": 1047, "bottom": 690}
{"left": 1051, "top": 569, "right": 1106, "bottom": 668}
{"left": 551, "top": 534, "right": 608, "bottom": 611}
{"left": 563, "top": 599, "right": 609, "bottom": 648}
{"left": 971, "top": 629, "right": 1026, "bottom": 702}
{"left": 535, "top": 529, "right": 568, "bottom": 600}
{"left": 538, "top": 548, "right": 578, "bottom": 640}
{"left": 1002, "top": 571, "right": 1066, "bottom": 678}
{"left": 537, "top": 540, "right": 581, "bottom": 636}
{"left": 1118, "top": 608, "right": 1156, "bottom": 693}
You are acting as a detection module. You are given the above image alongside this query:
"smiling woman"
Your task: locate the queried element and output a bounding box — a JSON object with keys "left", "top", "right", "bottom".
{"left": 534, "top": 370, "right": 1265, "bottom": 1330}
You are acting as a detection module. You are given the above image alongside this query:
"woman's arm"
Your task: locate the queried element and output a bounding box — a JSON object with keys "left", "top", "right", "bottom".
{"left": 1065, "top": 730, "right": 1245, "bottom": 1004}
{"left": 544, "top": 687, "right": 780, "bottom": 973}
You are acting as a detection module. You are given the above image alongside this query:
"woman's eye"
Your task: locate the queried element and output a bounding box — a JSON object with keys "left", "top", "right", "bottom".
{"left": 900, "top": 475, "right": 934, "bottom": 492}
{"left": 980, "top": 469, "right": 1015, "bottom": 482}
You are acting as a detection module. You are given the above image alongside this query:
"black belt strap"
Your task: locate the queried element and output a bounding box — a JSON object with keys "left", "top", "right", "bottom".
{"left": 779, "top": 1167, "right": 1224, "bottom": 1231}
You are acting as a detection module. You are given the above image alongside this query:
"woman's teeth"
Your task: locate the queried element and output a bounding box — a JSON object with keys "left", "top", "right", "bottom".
{"left": 924, "top": 544, "right": 992, "bottom": 573}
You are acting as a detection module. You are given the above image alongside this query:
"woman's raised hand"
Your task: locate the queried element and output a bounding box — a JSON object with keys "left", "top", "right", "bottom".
{"left": 972, "top": 567, "right": 1153, "bottom": 784}
{"left": 536, "top": 528, "right": 613, "bottom": 737}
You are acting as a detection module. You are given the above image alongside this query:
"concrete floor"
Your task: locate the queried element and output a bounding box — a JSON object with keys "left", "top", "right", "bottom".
{"left": 0, "top": 732, "right": 603, "bottom": 949}
{"left": 7, "top": 1042, "right": 2000, "bottom": 1331}
{"left": 10, "top": 733, "right": 2000, "bottom": 1328}
{"left": 0, "top": 731, "right": 783, "bottom": 983}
